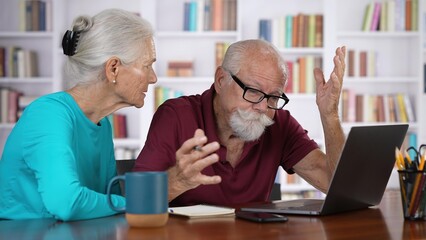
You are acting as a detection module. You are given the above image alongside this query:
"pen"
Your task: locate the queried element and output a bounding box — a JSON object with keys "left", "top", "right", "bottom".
{"left": 193, "top": 145, "right": 202, "bottom": 152}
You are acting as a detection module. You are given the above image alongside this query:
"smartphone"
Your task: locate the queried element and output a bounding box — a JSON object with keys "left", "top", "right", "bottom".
{"left": 236, "top": 211, "right": 288, "bottom": 223}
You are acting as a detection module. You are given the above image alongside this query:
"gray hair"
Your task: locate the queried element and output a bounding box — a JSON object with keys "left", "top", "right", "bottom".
{"left": 221, "top": 39, "right": 288, "bottom": 84}
{"left": 63, "top": 9, "right": 154, "bottom": 87}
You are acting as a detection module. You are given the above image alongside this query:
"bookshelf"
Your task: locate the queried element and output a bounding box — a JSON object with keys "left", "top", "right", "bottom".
{"left": 333, "top": 0, "right": 424, "bottom": 189}
{"left": 0, "top": 0, "right": 424, "bottom": 195}
{"left": 0, "top": 0, "right": 61, "bottom": 153}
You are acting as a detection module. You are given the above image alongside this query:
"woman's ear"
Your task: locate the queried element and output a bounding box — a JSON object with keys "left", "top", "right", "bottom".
{"left": 105, "top": 57, "right": 121, "bottom": 83}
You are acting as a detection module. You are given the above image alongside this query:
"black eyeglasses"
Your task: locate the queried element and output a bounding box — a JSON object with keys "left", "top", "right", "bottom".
{"left": 229, "top": 73, "right": 289, "bottom": 110}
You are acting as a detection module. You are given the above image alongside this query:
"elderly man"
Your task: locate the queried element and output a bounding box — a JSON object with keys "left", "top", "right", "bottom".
{"left": 134, "top": 39, "right": 346, "bottom": 207}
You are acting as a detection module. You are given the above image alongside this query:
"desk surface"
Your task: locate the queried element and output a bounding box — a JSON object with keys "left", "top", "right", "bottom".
{"left": 1, "top": 190, "right": 425, "bottom": 240}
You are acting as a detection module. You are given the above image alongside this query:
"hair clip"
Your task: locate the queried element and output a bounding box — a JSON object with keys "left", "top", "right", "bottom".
{"left": 62, "top": 30, "right": 80, "bottom": 56}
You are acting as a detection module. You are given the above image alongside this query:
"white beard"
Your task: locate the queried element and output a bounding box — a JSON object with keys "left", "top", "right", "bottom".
{"left": 229, "top": 108, "right": 274, "bottom": 141}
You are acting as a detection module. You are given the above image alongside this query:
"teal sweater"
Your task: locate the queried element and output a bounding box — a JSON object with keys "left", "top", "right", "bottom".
{"left": 0, "top": 92, "right": 125, "bottom": 220}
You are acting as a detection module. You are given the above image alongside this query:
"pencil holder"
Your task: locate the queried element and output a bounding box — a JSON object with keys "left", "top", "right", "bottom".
{"left": 398, "top": 170, "right": 426, "bottom": 220}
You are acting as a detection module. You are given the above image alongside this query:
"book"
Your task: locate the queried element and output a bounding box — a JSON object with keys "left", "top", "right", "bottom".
{"left": 298, "top": 57, "right": 306, "bottom": 93}
{"left": 359, "top": 51, "right": 367, "bottom": 77}
{"left": 387, "top": 94, "right": 396, "bottom": 122}
{"left": 168, "top": 204, "right": 235, "bottom": 219}
{"left": 285, "top": 61, "right": 293, "bottom": 93}
{"left": 292, "top": 14, "right": 299, "bottom": 47}
{"left": 197, "top": 0, "right": 205, "bottom": 32}
{"left": 271, "top": 18, "right": 280, "bottom": 48}
{"left": 7, "top": 90, "right": 21, "bottom": 123}
{"left": 362, "top": 2, "right": 374, "bottom": 31}
{"left": 189, "top": 1, "right": 197, "bottom": 31}
{"left": 403, "top": 94, "right": 415, "bottom": 122}
{"left": 380, "top": 1, "right": 387, "bottom": 31}
{"left": 367, "top": 50, "right": 376, "bottom": 77}
{"left": 405, "top": 0, "right": 412, "bottom": 31}
{"left": 411, "top": 0, "right": 418, "bottom": 31}
{"left": 314, "top": 14, "right": 323, "bottom": 47}
{"left": 387, "top": 0, "right": 396, "bottom": 31}
{"left": 285, "top": 15, "right": 293, "bottom": 48}
{"left": 227, "top": 0, "right": 237, "bottom": 31}
{"left": 0, "top": 88, "right": 9, "bottom": 123}
{"left": 347, "top": 89, "right": 356, "bottom": 122}
{"left": 308, "top": 14, "right": 315, "bottom": 48}
{"left": 347, "top": 49, "right": 355, "bottom": 77}
{"left": 183, "top": 2, "right": 191, "bottom": 31}
{"left": 370, "top": 2, "right": 381, "bottom": 31}
{"left": 167, "top": 60, "right": 194, "bottom": 77}
{"left": 394, "top": 93, "right": 407, "bottom": 122}
{"left": 292, "top": 61, "right": 300, "bottom": 93}
{"left": 394, "top": 0, "right": 404, "bottom": 31}
{"left": 203, "top": 0, "right": 212, "bottom": 31}
{"left": 0, "top": 48, "right": 4, "bottom": 77}
{"left": 341, "top": 89, "right": 349, "bottom": 122}
{"left": 298, "top": 13, "right": 306, "bottom": 47}
{"left": 302, "top": 14, "right": 309, "bottom": 47}
{"left": 258, "top": 19, "right": 271, "bottom": 42}
{"left": 355, "top": 94, "right": 363, "bottom": 122}
{"left": 376, "top": 95, "right": 385, "bottom": 122}
{"left": 370, "top": 2, "right": 382, "bottom": 31}
{"left": 212, "top": 0, "right": 223, "bottom": 31}
{"left": 305, "top": 55, "right": 314, "bottom": 93}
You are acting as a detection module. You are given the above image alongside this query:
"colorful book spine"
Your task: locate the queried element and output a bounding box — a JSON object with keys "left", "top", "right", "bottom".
{"left": 370, "top": 2, "right": 381, "bottom": 31}
{"left": 285, "top": 15, "right": 293, "bottom": 48}
{"left": 258, "top": 19, "right": 271, "bottom": 42}
{"left": 362, "top": 2, "right": 374, "bottom": 31}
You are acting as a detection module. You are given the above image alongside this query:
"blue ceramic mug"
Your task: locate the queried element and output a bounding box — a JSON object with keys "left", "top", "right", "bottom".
{"left": 107, "top": 171, "right": 168, "bottom": 227}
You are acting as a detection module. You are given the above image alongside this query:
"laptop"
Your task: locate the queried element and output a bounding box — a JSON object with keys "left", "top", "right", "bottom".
{"left": 241, "top": 124, "right": 409, "bottom": 216}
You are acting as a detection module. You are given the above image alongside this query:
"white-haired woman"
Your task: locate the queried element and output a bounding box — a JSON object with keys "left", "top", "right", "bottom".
{"left": 0, "top": 8, "right": 157, "bottom": 221}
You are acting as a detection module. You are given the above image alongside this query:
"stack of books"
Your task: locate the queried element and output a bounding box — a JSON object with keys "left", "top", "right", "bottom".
{"left": 341, "top": 90, "right": 416, "bottom": 123}
{"left": 20, "top": 0, "right": 53, "bottom": 32}
{"left": 347, "top": 49, "right": 378, "bottom": 77}
{"left": 215, "top": 42, "right": 230, "bottom": 68}
{"left": 183, "top": 0, "right": 237, "bottom": 32}
{"left": 285, "top": 56, "right": 322, "bottom": 94}
{"left": 258, "top": 14, "right": 323, "bottom": 49}
{"left": 361, "top": 0, "right": 419, "bottom": 32}
{"left": 108, "top": 113, "right": 128, "bottom": 139}
{"left": 167, "top": 60, "right": 194, "bottom": 77}
{"left": 0, "top": 47, "right": 38, "bottom": 78}
{"left": 0, "top": 89, "right": 37, "bottom": 124}
{"left": 154, "top": 86, "right": 184, "bottom": 110}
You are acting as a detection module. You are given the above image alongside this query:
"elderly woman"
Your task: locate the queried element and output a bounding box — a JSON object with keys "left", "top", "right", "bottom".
{"left": 0, "top": 9, "right": 157, "bottom": 221}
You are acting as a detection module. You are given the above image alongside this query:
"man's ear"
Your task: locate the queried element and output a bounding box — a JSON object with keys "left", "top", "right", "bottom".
{"left": 214, "top": 66, "right": 227, "bottom": 94}
{"left": 105, "top": 57, "right": 121, "bottom": 82}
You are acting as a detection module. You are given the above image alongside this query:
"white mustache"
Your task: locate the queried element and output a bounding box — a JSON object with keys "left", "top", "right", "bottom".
{"left": 230, "top": 109, "right": 274, "bottom": 141}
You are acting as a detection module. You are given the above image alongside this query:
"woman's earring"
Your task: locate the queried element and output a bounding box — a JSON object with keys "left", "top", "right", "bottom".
{"left": 112, "top": 79, "right": 117, "bottom": 84}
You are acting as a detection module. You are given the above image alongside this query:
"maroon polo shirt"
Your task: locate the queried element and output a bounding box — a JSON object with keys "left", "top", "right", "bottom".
{"left": 134, "top": 85, "right": 318, "bottom": 207}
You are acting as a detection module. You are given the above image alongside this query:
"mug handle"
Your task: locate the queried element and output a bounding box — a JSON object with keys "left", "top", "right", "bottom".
{"left": 107, "top": 175, "right": 125, "bottom": 213}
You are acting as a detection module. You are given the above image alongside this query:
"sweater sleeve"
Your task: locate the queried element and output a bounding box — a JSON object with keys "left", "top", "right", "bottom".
{"left": 21, "top": 100, "right": 125, "bottom": 221}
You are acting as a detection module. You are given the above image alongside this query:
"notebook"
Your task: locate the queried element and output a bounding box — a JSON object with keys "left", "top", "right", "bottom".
{"left": 241, "top": 124, "right": 409, "bottom": 216}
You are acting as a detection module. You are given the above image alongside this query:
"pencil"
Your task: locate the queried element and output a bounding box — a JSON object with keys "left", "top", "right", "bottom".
{"left": 409, "top": 173, "right": 426, "bottom": 216}
{"left": 408, "top": 172, "right": 422, "bottom": 215}
{"left": 395, "top": 148, "right": 404, "bottom": 170}
{"left": 399, "top": 173, "right": 408, "bottom": 213}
